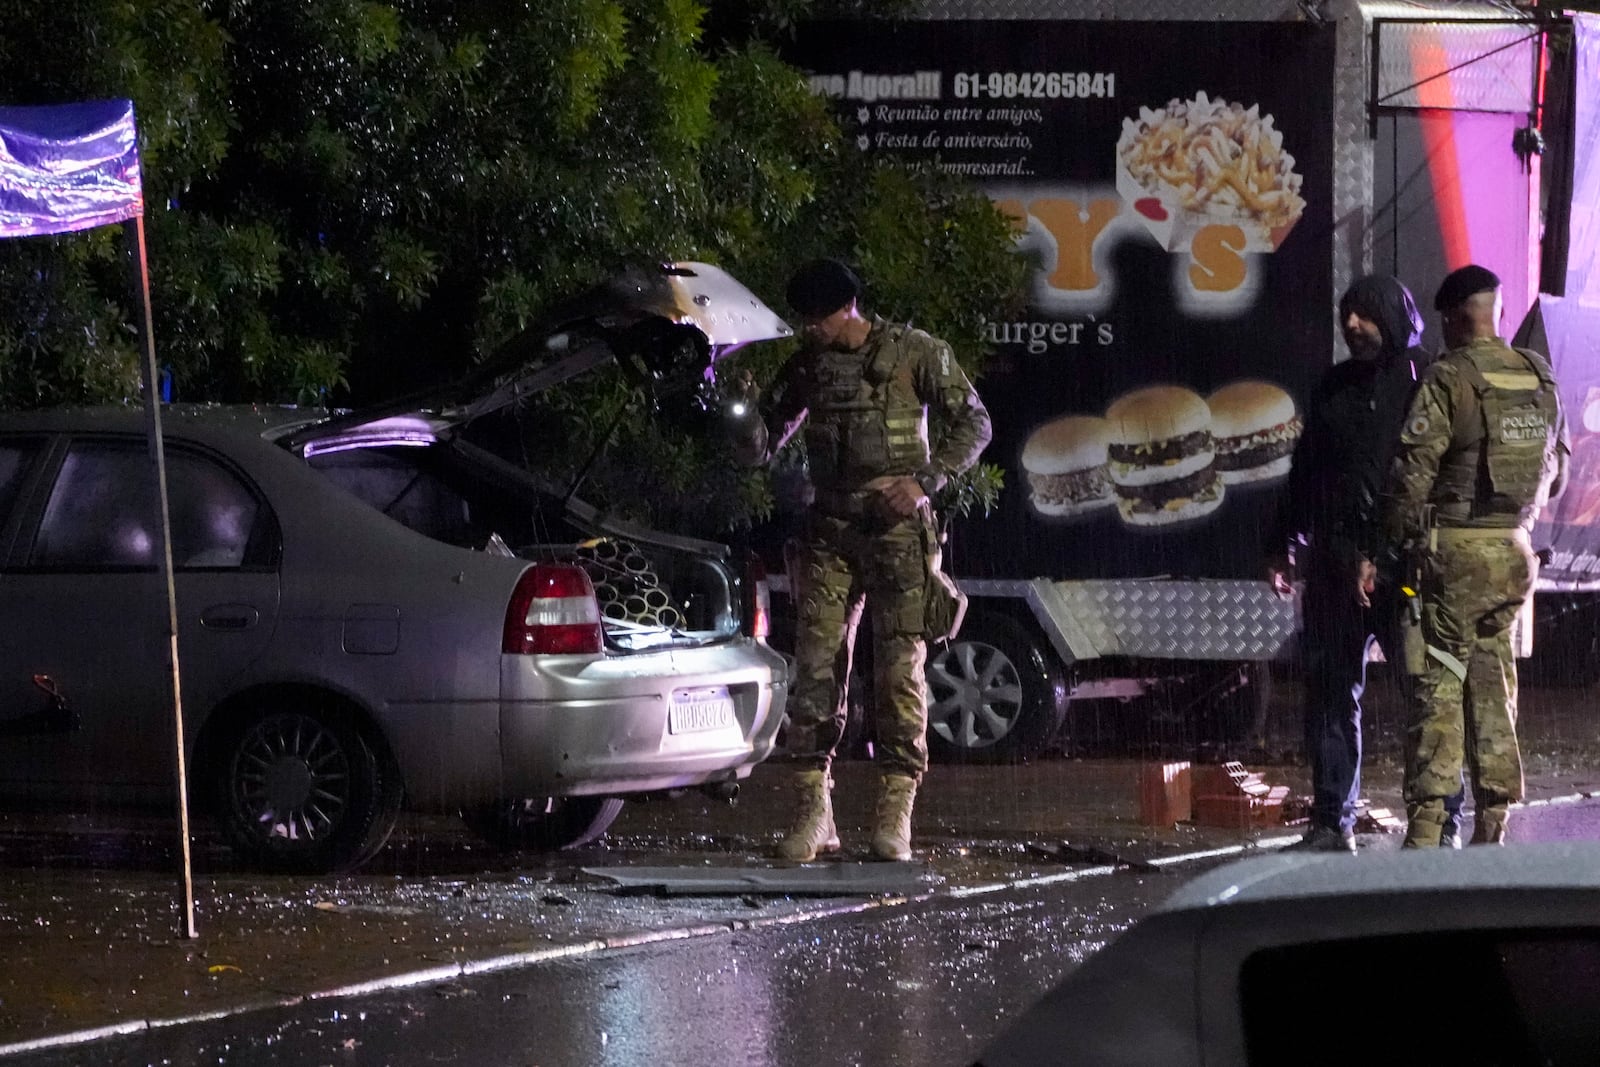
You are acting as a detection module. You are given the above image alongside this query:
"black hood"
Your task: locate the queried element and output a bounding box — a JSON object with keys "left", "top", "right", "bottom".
{"left": 1339, "top": 274, "right": 1424, "bottom": 362}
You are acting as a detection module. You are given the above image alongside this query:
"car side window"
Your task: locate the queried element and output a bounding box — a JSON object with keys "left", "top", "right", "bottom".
{"left": 310, "top": 448, "right": 481, "bottom": 547}
{"left": 0, "top": 441, "right": 36, "bottom": 527}
{"left": 31, "top": 441, "right": 266, "bottom": 570}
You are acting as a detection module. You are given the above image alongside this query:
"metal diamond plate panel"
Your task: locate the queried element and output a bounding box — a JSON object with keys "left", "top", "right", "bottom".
{"left": 912, "top": 0, "right": 1297, "bottom": 17}
{"left": 1332, "top": 0, "right": 1375, "bottom": 341}
{"left": 1051, "top": 580, "right": 1301, "bottom": 660}
{"left": 1375, "top": 20, "right": 1538, "bottom": 113}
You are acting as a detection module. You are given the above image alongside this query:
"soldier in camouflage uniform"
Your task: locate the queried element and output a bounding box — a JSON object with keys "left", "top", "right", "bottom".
{"left": 1379, "top": 265, "right": 1568, "bottom": 848}
{"left": 733, "top": 259, "right": 991, "bottom": 862}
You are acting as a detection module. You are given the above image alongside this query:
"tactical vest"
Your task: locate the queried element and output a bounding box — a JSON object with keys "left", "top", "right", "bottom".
{"left": 1432, "top": 341, "right": 1559, "bottom": 526}
{"left": 801, "top": 322, "right": 931, "bottom": 500}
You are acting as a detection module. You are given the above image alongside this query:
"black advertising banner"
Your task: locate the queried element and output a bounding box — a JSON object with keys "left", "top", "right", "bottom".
{"left": 1523, "top": 297, "right": 1600, "bottom": 591}
{"left": 787, "top": 20, "right": 1338, "bottom": 580}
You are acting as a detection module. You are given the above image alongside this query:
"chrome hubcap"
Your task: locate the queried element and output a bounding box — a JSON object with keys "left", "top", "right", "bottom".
{"left": 235, "top": 714, "right": 350, "bottom": 842}
{"left": 927, "top": 641, "right": 1024, "bottom": 750}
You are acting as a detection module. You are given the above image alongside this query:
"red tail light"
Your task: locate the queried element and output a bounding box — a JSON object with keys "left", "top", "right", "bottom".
{"left": 503, "top": 563, "right": 603, "bottom": 655}
{"left": 744, "top": 554, "right": 771, "bottom": 640}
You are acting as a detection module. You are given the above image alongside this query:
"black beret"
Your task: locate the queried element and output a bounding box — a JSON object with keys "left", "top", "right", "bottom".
{"left": 786, "top": 258, "right": 861, "bottom": 319}
{"left": 1433, "top": 264, "right": 1501, "bottom": 311}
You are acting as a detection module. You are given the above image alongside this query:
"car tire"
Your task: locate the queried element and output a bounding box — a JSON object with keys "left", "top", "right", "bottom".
{"left": 463, "top": 796, "right": 625, "bottom": 852}
{"left": 217, "top": 703, "right": 402, "bottom": 875}
{"left": 925, "top": 612, "right": 1069, "bottom": 764}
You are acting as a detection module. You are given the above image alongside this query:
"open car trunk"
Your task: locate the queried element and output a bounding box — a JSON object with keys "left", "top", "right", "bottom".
{"left": 279, "top": 261, "right": 792, "bottom": 653}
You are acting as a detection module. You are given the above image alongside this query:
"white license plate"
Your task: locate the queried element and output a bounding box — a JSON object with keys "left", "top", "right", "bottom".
{"left": 668, "top": 687, "right": 736, "bottom": 735}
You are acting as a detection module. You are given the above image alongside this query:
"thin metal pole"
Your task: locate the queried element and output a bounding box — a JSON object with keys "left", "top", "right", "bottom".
{"left": 129, "top": 212, "right": 197, "bottom": 940}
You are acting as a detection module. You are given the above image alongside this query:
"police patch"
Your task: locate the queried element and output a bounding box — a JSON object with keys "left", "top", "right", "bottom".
{"left": 1500, "top": 411, "right": 1549, "bottom": 442}
{"left": 1409, "top": 414, "right": 1431, "bottom": 436}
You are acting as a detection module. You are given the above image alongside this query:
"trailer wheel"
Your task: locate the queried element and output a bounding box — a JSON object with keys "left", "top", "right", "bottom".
{"left": 925, "top": 612, "right": 1069, "bottom": 763}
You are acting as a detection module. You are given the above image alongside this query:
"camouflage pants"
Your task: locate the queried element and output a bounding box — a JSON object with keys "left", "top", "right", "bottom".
{"left": 1403, "top": 529, "right": 1534, "bottom": 845}
{"left": 785, "top": 512, "right": 931, "bottom": 780}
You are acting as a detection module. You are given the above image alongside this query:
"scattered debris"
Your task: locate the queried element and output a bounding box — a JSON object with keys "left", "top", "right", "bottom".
{"left": 1137, "top": 761, "right": 1192, "bottom": 825}
{"left": 1354, "top": 804, "right": 1403, "bottom": 834}
{"left": 1191, "top": 761, "right": 1290, "bottom": 829}
{"left": 1025, "top": 841, "right": 1161, "bottom": 872}
{"left": 1283, "top": 795, "right": 1402, "bottom": 833}
{"left": 583, "top": 863, "right": 939, "bottom": 897}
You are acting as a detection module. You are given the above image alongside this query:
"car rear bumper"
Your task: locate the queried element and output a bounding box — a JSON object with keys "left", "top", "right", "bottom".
{"left": 498, "top": 638, "right": 788, "bottom": 797}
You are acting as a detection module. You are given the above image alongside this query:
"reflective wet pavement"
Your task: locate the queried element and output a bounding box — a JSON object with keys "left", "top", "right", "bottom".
{"left": 2, "top": 674, "right": 1598, "bottom": 1058}
{"left": 7, "top": 874, "right": 1187, "bottom": 1067}
{"left": 0, "top": 758, "right": 1267, "bottom": 1053}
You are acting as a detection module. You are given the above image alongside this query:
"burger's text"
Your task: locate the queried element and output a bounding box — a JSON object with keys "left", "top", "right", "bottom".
{"left": 984, "top": 318, "right": 1114, "bottom": 354}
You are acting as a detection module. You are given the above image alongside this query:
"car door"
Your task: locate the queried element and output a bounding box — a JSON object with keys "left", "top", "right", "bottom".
{"left": 0, "top": 433, "right": 281, "bottom": 801}
{"left": 0, "top": 434, "right": 60, "bottom": 760}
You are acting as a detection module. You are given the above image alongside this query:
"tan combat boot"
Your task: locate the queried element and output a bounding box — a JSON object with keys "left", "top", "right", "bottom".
{"left": 870, "top": 774, "right": 918, "bottom": 862}
{"left": 776, "top": 769, "right": 839, "bottom": 862}
{"left": 1470, "top": 806, "right": 1510, "bottom": 845}
{"left": 1402, "top": 800, "right": 1447, "bottom": 849}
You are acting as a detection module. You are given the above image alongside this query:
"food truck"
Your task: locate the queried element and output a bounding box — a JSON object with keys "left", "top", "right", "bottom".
{"left": 779, "top": 1, "right": 1599, "bottom": 760}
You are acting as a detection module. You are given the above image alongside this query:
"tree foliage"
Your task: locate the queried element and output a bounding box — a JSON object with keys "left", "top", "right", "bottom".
{"left": 0, "top": 0, "right": 1024, "bottom": 535}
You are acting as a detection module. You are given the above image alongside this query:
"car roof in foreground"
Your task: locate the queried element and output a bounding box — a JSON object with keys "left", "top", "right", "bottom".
{"left": 1160, "top": 840, "right": 1600, "bottom": 913}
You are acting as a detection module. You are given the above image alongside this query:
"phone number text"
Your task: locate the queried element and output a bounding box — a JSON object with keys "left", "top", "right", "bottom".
{"left": 953, "top": 72, "right": 1116, "bottom": 100}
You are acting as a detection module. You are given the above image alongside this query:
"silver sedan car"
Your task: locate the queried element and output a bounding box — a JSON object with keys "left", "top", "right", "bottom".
{"left": 0, "top": 262, "right": 791, "bottom": 873}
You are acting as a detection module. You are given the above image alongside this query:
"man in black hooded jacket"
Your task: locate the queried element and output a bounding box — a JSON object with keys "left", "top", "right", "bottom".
{"left": 1267, "top": 275, "right": 1464, "bottom": 851}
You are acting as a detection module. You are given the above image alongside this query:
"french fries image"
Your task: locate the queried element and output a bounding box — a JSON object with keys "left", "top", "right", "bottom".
{"left": 1115, "top": 91, "right": 1305, "bottom": 252}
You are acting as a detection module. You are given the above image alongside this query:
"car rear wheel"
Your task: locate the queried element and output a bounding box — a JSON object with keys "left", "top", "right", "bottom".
{"left": 463, "top": 796, "right": 625, "bottom": 851}
{"left": 926, "top": 613, "right": 1069, "bottom": 763}
{"left": 218, "top": 705, "right": 402, "bottom": 875}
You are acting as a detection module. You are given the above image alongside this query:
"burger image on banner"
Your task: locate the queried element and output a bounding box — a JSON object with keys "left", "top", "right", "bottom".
{"left": 1206, "top": 379, "right": 1303, "bottom": 485}
{"left": 1022, "top": 415, "right": 1116, "bottom": 519}
{"left": 1105, "top": 385, "right": 1225, "bottom": 527}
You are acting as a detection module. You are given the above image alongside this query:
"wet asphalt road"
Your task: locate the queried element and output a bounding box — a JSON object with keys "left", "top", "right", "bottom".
{"left": 9, "top": 799, "right": 1600, "bottom": 1067}
{"left": 3, "top": 676, "right": 1599, "bottom": 1064}
{"left": 7, "top": 871, "right": 1190, "bottom": 1067}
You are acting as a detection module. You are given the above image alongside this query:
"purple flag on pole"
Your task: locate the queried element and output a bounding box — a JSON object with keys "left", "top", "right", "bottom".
{"left": 0, "top": 98, "right": 143, "bottom": 237}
